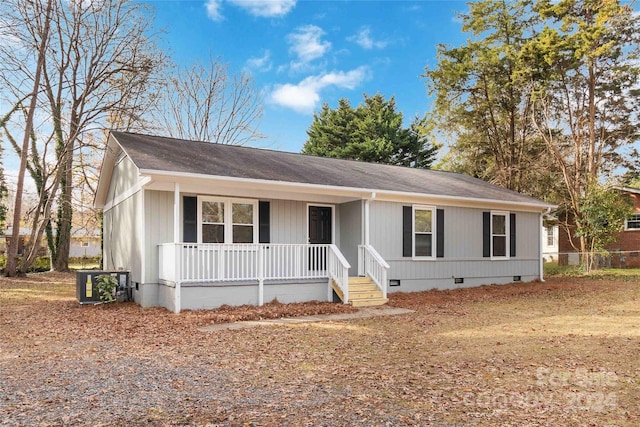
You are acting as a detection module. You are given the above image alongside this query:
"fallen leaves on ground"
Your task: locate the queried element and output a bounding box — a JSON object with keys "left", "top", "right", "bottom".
{"left": 1, "top": 272, "right": 638, "bottom": 426}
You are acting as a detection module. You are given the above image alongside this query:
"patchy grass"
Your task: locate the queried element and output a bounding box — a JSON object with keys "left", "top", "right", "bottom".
{"left": 69, "top": 262, "right": 101, "bottom": 270}
{"left": 1, "top": 273, "right": 639, "bottom": 426}
{"left": 0, "top": 272, "right": 75, "bottom": 303}
{"left": 544, "top": 261, "right": 583, "bottom": 276}
{"left": 544, "top": 262, "right": 640, "bottom": 280}
{"left": 590, "top": 268, "right": 640, "bottom": 279}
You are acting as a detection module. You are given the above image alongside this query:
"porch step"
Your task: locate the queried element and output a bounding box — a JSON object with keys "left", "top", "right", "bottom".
{"left": 332, "top": 276, "right": 388, "bottom": 307}
{"left": 349, "top": 283, "right": 379, "bottom": 292}
{"left": 349, "top": 290, "right": 383, "bottom": 299}
{"left": 350, "top": 297, "right": 389, "bottom": 307}
{"left": 349, "top": 276, "right": 374, "bottom": 285}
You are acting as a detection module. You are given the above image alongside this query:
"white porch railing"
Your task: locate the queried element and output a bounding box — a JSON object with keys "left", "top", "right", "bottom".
{"left": 358, "top": 244, "right": 390, "bottom": 298}
{"left": 158, "top": 243, "right": 350, "bottom": 304}
{"left": 327, "top": 244, "right": 350, "bottom": 304}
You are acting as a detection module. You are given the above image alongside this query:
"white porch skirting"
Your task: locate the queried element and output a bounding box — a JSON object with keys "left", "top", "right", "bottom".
{"left": 153, "top": 279, "right": 330, "bottom": 311}
{"left": 158, "top": 243, "right": 351, "bottom": 312}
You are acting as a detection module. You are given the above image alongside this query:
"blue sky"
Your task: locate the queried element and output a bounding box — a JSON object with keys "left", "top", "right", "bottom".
{"left": 148, "top": 0, "right": 469, "bottom": 152}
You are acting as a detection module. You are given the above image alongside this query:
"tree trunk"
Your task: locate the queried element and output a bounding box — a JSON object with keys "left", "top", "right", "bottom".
{"left": 5, "top": 0, "right": 52, "bottom": 277}
{"left": 53, "top": 145, "right": 73, "bottom": 272}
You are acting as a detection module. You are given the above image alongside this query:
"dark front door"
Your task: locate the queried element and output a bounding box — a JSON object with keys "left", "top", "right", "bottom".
{"left": 309, "top": 206, "right": 332, "bottom": 244}
{"left": 308, "top": 206, "right": 332, "bottom": 270}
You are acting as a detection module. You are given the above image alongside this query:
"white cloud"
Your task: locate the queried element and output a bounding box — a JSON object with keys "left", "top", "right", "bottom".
{"left": 205, "top": 0, "right": 224, "bottom": 21}
{"left": 287, "top": 25, "right": 331, "bottom": 70}
{"left": 246, "top": 50, "right": 272, "bottom": 72}
{"left": 227, "top": 0, "right": 296, "bottom": 17}
{"left": 205, "top": 0, "right": 295, "bottom": 22}
{"left": 269, "top": 66, "right": 369, "bottom": 114}
{"left": 348, "top": 26, "right": 388, "bottom": 50}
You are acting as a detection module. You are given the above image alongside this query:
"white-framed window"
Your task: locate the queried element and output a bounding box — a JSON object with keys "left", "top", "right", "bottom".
{"left": 546, "top": 225, "right": 555, "bottom": 246}
{"left": 413, "top": 205, "right": 435, "bottom": 258}
{"left": 491, "top": 211, "right": 509, "bottom": 259}
{"left": 197, "top": 197, "right": 258, "bottom": 243}
{"left": 625, "top": 214, "right": 640, "bottom": 230}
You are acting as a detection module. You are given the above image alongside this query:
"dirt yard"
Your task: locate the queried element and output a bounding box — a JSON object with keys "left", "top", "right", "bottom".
{"left": 1, "top": 273, "right": 638, "bottom": 426}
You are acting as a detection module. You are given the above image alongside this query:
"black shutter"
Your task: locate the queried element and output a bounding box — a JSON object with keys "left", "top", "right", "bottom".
{"left": 436, "top": 208, "right": 444, "bottom": 258}
{"left": 510, "top": 213, "right": 516, "bottom": 257}
{"left": 259, "top": 201, "right": 270, "bottom": 243}
{"left": 483, "top": 211, "right": 491, "bottom": 258}
{"left": 183, "top": 196, "right": 197, "bottom": 243}
{"left": 402, "top": 206, "right": 412, "bottom": 257}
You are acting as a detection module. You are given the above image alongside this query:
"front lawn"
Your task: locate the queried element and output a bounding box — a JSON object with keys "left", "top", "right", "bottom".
{"left": 1, "top": 273, "right": 638, "bottom": 426}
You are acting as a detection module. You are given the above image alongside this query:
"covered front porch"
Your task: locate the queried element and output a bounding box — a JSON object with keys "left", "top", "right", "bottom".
{"left": 158, "top": 242, "right": 388, "bottom": 312}
{"left": 146, "top": 175, "right": 389, "bottom": 313}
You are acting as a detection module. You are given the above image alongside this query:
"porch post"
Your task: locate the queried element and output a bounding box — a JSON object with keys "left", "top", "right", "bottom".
{"left": 364, "top": 192, "right": 375, "bottom": 246}
{"left": 173, "top": 182, "right": 181, "bottom": 313}
{"left": 173, "top": 182, "right": 180, "bottom": 243}
{"left": 258, "top": 245, "right": 264, "bottom": 306}
{"left": 364, "top": 199, "right": 370, "bottom": 246}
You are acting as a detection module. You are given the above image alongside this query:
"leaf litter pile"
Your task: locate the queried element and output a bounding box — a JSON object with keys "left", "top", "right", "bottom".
{"left": 1, "top": 272, "right": 638, "bottom": 426}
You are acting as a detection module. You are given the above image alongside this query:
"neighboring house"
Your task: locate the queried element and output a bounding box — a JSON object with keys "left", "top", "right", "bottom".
{"left": 558, "top": 186, "right": 640, "bottom": 268}
{"left": 3, "top": 227, "right": 99, "bottom": 258}
{"left": 94, "top": 132, "right": 554, "bottom": 313}
{"left": 70, "top": 229, "right": 101, "bottom": 258}
{"left": 3, "top": 227, "right": 48, "bottom": 257}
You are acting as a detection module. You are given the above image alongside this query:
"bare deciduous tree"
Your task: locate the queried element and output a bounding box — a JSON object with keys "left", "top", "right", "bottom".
{"left": 0, "top": 0, "right": 166, "bottom": 274}
{"left": 3, "top": 0, "right": 52, "bottom": 277}
{"left": 155, "top": 57, "right": 264, "bottom": 145}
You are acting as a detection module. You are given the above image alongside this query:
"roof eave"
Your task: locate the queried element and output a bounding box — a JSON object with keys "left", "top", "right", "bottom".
{"left": 616, "top": 186, "right": 640, "bottom": 195}
{"left": 94, "top": 133, "right": 121, "bottom": 209}
{"left": 139, "top": 168, "right": 556, "bottom": 212}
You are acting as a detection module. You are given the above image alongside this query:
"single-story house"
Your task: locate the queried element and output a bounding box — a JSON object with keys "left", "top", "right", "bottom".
{"left": 70, "top": 229, "right": 101, "bottom": 258}
{"left": 559, "top": 186, "right": 640, "bottom": 267}
{"left": 3, "top": 227, "right": 100, "bottom": 258}
{"left": 94, "top": 131, "right": 554, "bottom": 313}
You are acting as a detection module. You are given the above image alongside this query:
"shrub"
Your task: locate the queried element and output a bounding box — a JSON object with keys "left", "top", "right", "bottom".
{"left": 0, "top": 255, "right": 50, "bottom": 273}
{"left": 95, "top": 274, "right": 118, "bottom": 303}
{"left": 69, "top": 256, "right": 102, "bottom": 265}
{"left": 31, "top": 257, "right": 51, "bottom": 272}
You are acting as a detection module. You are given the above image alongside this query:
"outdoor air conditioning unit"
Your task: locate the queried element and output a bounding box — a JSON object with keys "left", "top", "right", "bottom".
{"left": 76, "top": 270, "right": 131, "bottom": 304}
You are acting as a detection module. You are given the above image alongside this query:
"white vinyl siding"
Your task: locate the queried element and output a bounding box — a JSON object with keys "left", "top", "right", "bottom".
{"left": 339, "top": 200, "right": 362, "bottom": 276}
{"left": 105, "top": 155, "right": 138, "bottom": 205}
{"left": 103, "top": 190, "right": 143, "bottom": 284}
{"left": 266, "top": 199, "right": 341, "bottom": 245}
{"left": 145, "top": 190, "right": 174, "bottom": 284}
{"left": 369, "top": 201, "right": 540, "bottom": 291}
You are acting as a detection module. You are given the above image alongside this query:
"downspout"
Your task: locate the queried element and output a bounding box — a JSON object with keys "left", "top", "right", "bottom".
{"left": 540, "top": 207, "right": 551, "bottom": 283}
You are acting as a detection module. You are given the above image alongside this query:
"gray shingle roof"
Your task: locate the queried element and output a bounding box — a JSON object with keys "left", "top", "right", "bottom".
{"left": 111, "top": 131, "right": 552, "bottom": 208}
